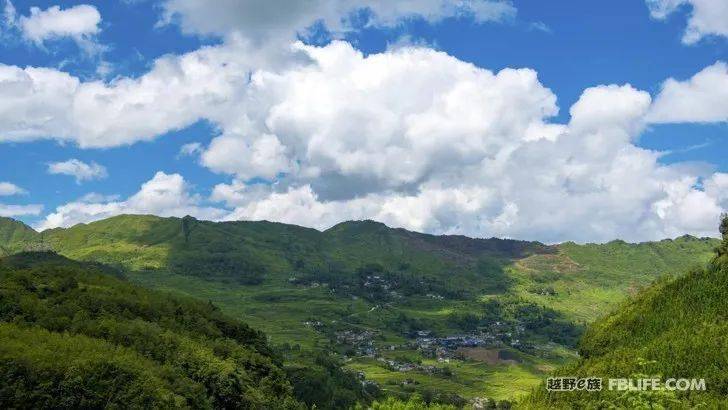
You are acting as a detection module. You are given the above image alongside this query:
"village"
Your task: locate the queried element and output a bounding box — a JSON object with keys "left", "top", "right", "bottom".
{"left": 305, "top": 317, "right": 533, "bottom": 375}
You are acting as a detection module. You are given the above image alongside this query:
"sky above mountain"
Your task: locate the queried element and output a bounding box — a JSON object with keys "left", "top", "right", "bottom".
{"left": 0, "top": 0, "right": 726, "bottom": 243}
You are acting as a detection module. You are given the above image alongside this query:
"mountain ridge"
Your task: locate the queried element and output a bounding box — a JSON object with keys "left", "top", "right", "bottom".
{"left": 3, "top": 213, "right": 719, "bottom": 248}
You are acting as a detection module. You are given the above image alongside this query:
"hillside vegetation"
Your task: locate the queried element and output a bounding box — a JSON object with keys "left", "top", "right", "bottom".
{"left": 35, "top": 215, "right": 550, "bottom": 293}
{"left": 0, "top": 252, "right": 301, "bottom": 409}
{"left": 25, "top": 214, "right": 717, "bottom": 323}
{"left": 525, "top": 215, "right": 728, "bottom": 408}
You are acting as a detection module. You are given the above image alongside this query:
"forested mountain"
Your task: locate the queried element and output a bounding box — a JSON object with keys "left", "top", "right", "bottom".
{"left": 0, "top": 215, "right": 721, "bottom": 406}
{"left": 524, "top": 216, "right": 728, "bottom": 408}
{"left": 33, "top": 215, "right": 550, "bottom": 291}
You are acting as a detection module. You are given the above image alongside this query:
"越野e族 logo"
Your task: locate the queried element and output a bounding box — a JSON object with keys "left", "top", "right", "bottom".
{"left": 547, "top": 377, "right": 707, "bottom": 392}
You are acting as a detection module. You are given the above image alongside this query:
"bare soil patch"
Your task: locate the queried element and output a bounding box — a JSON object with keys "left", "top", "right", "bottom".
{"left": 455, "top": 348, "right": 521, "bottom": 365}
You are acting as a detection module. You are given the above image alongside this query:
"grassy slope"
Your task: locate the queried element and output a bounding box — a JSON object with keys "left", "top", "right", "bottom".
{"left": 5, "top": 214, "right": 720, "bottom": 402}
{"left": 511, "top": 236, "right": 717, "bottom": 322}
{"left": 40, "top": 214, "right": 180, "bottom": 270}
{"left": 524, "top": 232, "right": 728, "bottom": 408}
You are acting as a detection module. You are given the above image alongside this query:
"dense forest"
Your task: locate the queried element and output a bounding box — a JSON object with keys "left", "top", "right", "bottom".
{"left": 0, "top": 252, "right": 301, "bottom": 408}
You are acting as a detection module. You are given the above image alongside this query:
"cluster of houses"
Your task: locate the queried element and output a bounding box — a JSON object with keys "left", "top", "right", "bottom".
{"left": 409, "top": 324, "right": 530, "bottom": 360}
{"left": 335, "top": 329, "right": 378, "bottom": 356}
{"left": 290, "top": 273, "right": 407, "bottom": 300}
{"left": 378, "top": 358, "right": 452, "bottom": 376}
{"left": 361, "top": 274, "right": 390, "bottom": 289}
{"left": 310, "top": 314, "right": 535, "bottom": 367}
{"left": 360, "top": 274, "right": 405, "bottom": 300}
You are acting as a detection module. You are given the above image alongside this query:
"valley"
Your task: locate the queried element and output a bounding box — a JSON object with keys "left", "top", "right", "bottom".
{"left": 0, "top": 214, "right": 719, "bottom": 407}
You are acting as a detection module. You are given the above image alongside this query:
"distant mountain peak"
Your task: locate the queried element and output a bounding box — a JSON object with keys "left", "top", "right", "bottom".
{"left": 0, "top": 217, "right": 44, "bottom": 256}
{"left": 0, "top": 216, "right": 35, "bottom": 230}
{"left": 326, "top": 219, "right": 390, "bottom": 231}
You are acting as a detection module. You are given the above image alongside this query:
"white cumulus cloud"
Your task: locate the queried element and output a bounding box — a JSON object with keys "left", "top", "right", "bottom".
{"left": 204, "top": 41, "right": 559, "bottom": 192}
{"left": 648, "top": 61, "right": 728, "bottom": 123}
{"left": 47, "top": 159, "right": 107, "bottom": 183}
{"left": 197, "top": 45, "right": 724, "bottom": 243}
{"left": 646, "top": 0, "right": 728, "bottom": 44}
{"left": 0, "top": 40, "right": 254, "bottom": 147}
{"left": 17, "top": 3, "right": 101, "bottom": 50}
{"left": 0, "top": 64, "right": 79, "bottom": 142}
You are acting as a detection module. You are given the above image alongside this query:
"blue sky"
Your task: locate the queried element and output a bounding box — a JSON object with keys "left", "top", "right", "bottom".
{"left": 0, "top": 0, "right": 726, "bottom": 243}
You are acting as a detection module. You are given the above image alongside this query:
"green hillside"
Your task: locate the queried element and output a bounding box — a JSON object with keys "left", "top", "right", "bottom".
{"left": 37, "top": 215, "right": 717, "bottom": 321}
{"left": 511, "top": 236, "right": 718, "bottom": 322}
{"left": 525, "top": 216, "right": 728, "bottom": 408}
{"left": 0, "top": 217, "right": 46, "bottom": 256}
{"left": 2, "top": 214, "right": 720, "bottom": 405}
{"left": 0, "top": 252, "right": 301, "bottom": 409}
{"left": 39, "top": 215, "right": 551, "bottom": 292}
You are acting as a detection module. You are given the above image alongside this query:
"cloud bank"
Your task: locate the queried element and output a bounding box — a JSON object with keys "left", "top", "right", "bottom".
{"left": 37, "top": 172, "right": 227, "bottom": 231}
{"left": 22, "top": 40, "right": 727, "bottom": 242}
